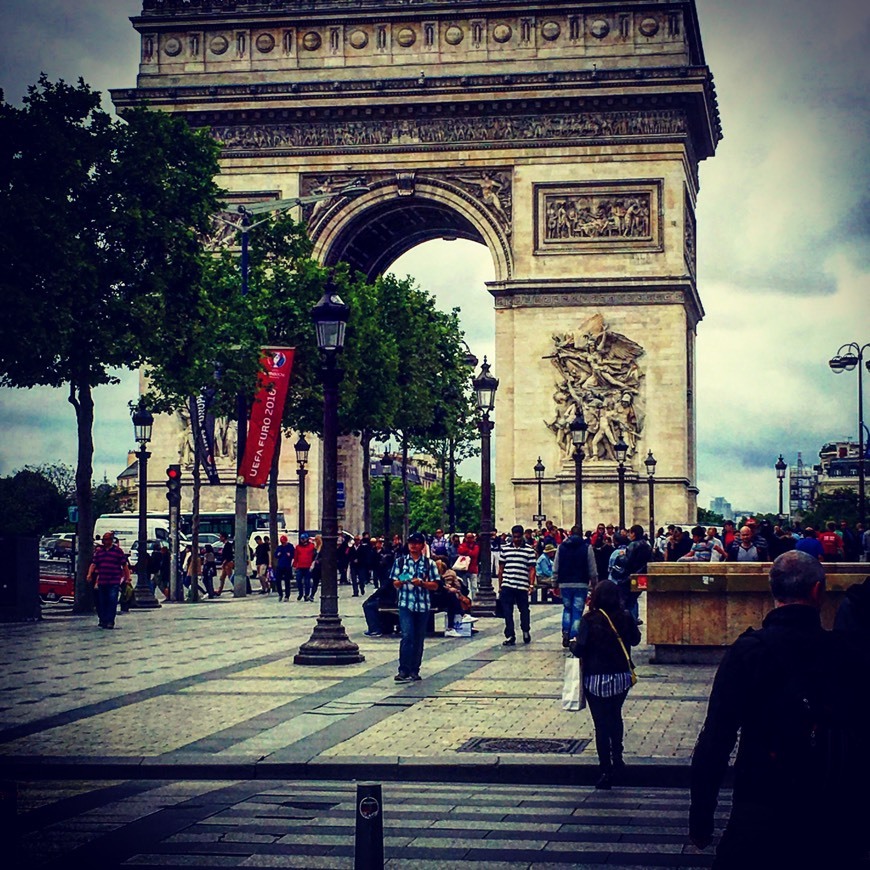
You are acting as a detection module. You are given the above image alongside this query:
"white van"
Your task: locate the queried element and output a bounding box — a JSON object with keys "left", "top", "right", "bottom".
{"left": 93, "top": 514, "right": 180, "bottom": 555}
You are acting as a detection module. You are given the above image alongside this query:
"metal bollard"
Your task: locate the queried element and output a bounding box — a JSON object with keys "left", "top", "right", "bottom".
{"left": 354, "top": 782, "right": 384, "bottom": 870}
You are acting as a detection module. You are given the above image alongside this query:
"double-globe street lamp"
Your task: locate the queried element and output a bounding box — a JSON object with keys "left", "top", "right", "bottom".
{"left": 131, "top": 398, "right": 160, "bottom": 609}
{"left": 829, "top": 342, "right": 869, "bottom": 528}
{"left": 294, "top": 435, "right": 310, "bottom": 534}
{"left": 615, "top": 437, "right": 628, "bottom": 530}
{"left": 645, "top": 450, "right": 657, "bottom": 542}
{"left": 471, "top": 357, "right": 499, "bottom": 615}
{"left": 534, "top": 457, "right": 545, "bottom": 529}
{"left": 381, "top": 449, "right": 393, "bottom": 541}
{"left": 570, "top": 413, "right": 588, "bottom": 532}
{"left": 216, "top": 180, "right": 369, "bottom": 598}
{"left": 775, "top": 454, "right": 787, "bottom": 524}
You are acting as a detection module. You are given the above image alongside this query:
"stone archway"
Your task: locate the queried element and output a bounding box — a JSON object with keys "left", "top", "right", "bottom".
{"left": 114, "top": 0, "right": 720, "bottom": 530}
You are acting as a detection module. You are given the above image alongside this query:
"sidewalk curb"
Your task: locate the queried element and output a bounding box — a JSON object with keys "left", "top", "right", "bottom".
{"left": 0, "top": 754, "right": 729, "bottom": 788}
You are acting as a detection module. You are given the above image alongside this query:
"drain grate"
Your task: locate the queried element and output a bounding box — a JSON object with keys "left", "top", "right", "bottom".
{"left": 457, "top": 737, "right": 590, "bottom": 754}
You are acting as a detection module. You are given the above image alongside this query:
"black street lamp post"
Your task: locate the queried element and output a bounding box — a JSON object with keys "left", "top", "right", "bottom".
{"left": 381, "top": 449, "right": 393, "bottom": 540}
{"left": 775, "top": 454, "right": 787, "bottom": 523}
{"left": 645, "top": 450, "right": 657, "bottom": 542}
{"left": 534, "top": 457, "right": 545, "bottom": 529}
{"left": 471, "top": 357, "right": 498, "bottom": 615}
{"left": 295, "top": 284, "right": 364, "bottom": 665}
{"left": 215, "top": 180, "right": 370, "bottom": 599}
{"left": 131, "top": 398, "right": 160, "bottom": 609}
{"left": 829, "top": 342, "right": 869, "bottom": 529}
{"left": 295, "top": 435, "right": 310, "bottom": 534}
{"left": 570, "top": 413, "right": 588, "bottom": 532}
{"left": 615, "top": 437, "right": 628, "bottom": 530}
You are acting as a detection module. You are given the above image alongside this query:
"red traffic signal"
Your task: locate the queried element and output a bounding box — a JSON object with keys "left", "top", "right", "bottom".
{"left": 166, "top": 465, "right": 181, "bottom": 481}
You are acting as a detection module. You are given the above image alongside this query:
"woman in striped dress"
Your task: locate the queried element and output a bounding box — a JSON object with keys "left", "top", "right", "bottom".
{"left": 572, "top": 579, "right": 641, "bottom": 789}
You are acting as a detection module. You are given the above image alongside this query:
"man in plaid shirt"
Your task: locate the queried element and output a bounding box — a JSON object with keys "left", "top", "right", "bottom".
{"left": 391, "top": 531, "right": 440, "bottom": 683}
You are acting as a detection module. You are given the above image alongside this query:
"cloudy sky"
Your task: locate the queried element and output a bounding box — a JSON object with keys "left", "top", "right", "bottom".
{"left": 0, "top": 0, "right": 867, "bottom": 515}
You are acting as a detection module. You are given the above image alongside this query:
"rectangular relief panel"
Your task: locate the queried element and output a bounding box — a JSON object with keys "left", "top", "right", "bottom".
{"left": 534, "top": 180, "right": 663, "bottom": 255}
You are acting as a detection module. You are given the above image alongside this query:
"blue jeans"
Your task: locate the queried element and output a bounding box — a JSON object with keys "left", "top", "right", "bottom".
{"left": 398, "top": 607, "right": 429, "bottom": 677}
{"left": 96, "top": 584, "right": 120, "bottom": 627}
{"left": 295, "top": 567, "right": 311, "bottom": 598}
{"left": 561, "top": 586, "right": 589, "bottom": 638}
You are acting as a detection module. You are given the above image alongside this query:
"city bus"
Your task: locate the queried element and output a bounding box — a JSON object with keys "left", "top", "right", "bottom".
{"left": 188, "top": 511, "right": 286, "bottom": 539}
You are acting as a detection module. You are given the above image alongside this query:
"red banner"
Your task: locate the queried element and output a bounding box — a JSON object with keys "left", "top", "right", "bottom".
{"left": 239, "top": 347, "right": 295, "bottom": 487}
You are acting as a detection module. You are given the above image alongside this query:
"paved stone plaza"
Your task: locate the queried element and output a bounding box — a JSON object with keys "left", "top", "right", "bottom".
{"left": 0, "top": 594, "right": 724, "bottom": 867}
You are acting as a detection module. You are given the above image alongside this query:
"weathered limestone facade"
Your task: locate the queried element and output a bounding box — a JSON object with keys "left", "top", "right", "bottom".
{"left": 113, "top": 0, "right": 720, "bottom": 530}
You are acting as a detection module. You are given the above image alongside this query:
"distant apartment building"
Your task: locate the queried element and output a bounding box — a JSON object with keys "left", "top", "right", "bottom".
{"left": 815, "top": 440, "right": 865, "bottom": 498}
{"left": 709, "top": 497, "right": 733, "bottom": 521}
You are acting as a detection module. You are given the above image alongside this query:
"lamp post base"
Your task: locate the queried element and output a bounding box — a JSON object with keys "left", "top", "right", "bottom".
{"left": 133, "top": 583, "right": 162, "bottom": 609}
{"left": 470, "top": 586, "right": 497, "bottom": 617}
{"left": 295, "top": 615, "right": 365, "bottom": 665}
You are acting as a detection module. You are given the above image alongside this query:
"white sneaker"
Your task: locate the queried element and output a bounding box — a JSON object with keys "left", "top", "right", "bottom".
{"left": 444, "top": 629, "right": 462, "bottom": 638}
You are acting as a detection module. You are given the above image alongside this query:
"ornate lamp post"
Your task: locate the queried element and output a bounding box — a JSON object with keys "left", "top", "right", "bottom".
{"left": 471, "top": 357, "right": 499, "bottom": 615}
{"left": 380, "top": 448, "right": 393, "bottom": 540}
{"left": 295, "top": 283, "right": 364, "bottom": 665}
{"left": 645, "top": 450, "right": 657, "bottom": 542}
{"left": 775, "top": 454, "right": 787, "bottom": 524}
{"left": 829, "top": 342, "right": 869, "bottom": 528}
{"left": 131, "top": 398, "right": 160, "bottom": 609}
{"left": 294, "top": 434, "right": 310, "bottom": 534}
{"left": 534, "top": 457, "right": 545, "bottom": 529}
{"left": 215, "top": 179, "right": 370, "bottom": 599}
{"left": 615, "top": 437, "right": 628, "bottom": 530}
{"left": 570, "top": 413, "right": 588, "bottom": 533}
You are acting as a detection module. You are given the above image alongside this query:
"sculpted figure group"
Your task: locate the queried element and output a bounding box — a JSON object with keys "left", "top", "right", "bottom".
{"left": 546, "top": 314, "right": 644, "bottom": 461}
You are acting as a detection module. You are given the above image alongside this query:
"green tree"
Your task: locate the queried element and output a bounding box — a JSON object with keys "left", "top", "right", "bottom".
{"left": 0, "top": 469, "right": 67, "bottom": 537}
{"left": 404, "top": 479, "right": 483, "bottom": 534}
{"left": 697, "top": 507, "right": 725, "bottom": 526}
{"left": 0, "top": 76, "right": 223, "bottom": 608}
{"left": 802, "top": 488, "right": 859, "bottom": 529}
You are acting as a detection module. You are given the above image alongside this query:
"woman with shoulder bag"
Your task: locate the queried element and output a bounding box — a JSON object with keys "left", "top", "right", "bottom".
{"left": 572, "top": 579, "right": 641, "bottom": 789}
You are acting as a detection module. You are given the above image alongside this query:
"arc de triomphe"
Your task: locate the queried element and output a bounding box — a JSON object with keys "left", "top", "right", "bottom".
{"left": 113, "top": 0, "right": 720, "bottom": 531}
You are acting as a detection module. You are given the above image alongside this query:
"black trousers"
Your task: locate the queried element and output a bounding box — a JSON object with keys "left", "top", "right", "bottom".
{"left": 500, "top": 586, "right": 530, "bottom": 638}
{"left": 585, "top": 688, "right": 628, "bottom": 769}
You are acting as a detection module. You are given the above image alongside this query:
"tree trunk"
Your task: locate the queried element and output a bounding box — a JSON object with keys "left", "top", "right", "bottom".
{"left": 268, "top": 432, "right": 281, "bottom": 566}
{"left": 70, "top": 380, "right": 95, "bottom": 614}
{"left": 401, "top": 432, "right": 410, "bottom": 539}
{"left": 361, "top": 428, "right": 371, "bottom": 533}
{"left": 440, "top": 449, "right": 448, "bottom": 529}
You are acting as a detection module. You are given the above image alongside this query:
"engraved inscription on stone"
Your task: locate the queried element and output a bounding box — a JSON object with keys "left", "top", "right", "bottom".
{"left": 535, "top": 181, "right": 663, "bottom": 254}
{"left": 545, "top": 314, "right": 645, "bottom": 462}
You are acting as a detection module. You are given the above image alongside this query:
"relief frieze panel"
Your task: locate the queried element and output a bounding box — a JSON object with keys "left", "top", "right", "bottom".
{"left": 210, "top": 109, "right": 687, "bottom": 153}
{"left": 545, "top": 314, "right": 645, "bottom": 463}
{"left": 534, "top": 180, "right": 663, "bottom": 255}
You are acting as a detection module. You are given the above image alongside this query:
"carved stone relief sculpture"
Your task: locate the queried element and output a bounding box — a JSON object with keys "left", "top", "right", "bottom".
{"left": 535, "top": 180, "right": 663, "bottom": 254}
{"left": 545, "top": 314, "right": 645, "bottom": 462}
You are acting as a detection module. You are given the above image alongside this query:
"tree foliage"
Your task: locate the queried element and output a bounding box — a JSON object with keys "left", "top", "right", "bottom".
{"left": 0, "top": 76, "right": 223, "bottom": 606}
{"left": 802, "top": 488, "right": 859, "bottom": 529}
{"left": 0, "top": 469, "right": 67, "bottom": 537}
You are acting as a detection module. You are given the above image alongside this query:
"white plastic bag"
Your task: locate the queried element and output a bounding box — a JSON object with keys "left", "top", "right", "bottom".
{"left": 561, "top": 656, "right": 586, "bottom": 711}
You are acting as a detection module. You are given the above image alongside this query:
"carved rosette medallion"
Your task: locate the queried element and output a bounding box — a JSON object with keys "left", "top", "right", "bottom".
{"left": 302, "top": 31, "right": 322, "bottom": 51}
{"left": 163, "top": 36, "right": 182, "bottom": 57}
{"left": 535, "top": 180, "right": 663, "bottom": 254}
{"left": 545, "top": 314, "right": 645, "bottom": 462}
{"left": 590, "top": 19, "right": 610, "bottom": 39}
{"left": 255, "top": 33, "right": 275, "bottom": 53}
{"left": 209, "top": 35, "right": 229, "bottom": 55}
{"left": 541, "top": 21, "right": 561, "bottom": 41}
{"left": 493, "top": 23, "right": 512, "bottom": 43}
{"left": 640, "top": 17, "right": 660, "bottom": 37}
{"left": 396, "top": 27, "right": 416, "bottom": 47}
{"left": 349, "top": 29, "right": 368, "bottom": 49}
{"left": 445, "top": 25, "right": 464, "bottom": 45}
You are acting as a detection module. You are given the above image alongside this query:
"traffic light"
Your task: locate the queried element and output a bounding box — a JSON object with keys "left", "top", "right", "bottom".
{"left": 166, "top": 465, "right": 182, "bottom": 507}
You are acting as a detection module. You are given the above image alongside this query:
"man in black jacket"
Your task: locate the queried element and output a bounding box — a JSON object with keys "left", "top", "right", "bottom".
{"left": 689, "top": 551, "right": 868, "bottom": 868}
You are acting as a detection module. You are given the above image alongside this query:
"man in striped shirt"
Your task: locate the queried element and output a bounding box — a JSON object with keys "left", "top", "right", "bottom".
{"left": 497, "top": 524, "right": 537, "bottom": 645}
{"left": 87, "top": 532, "right": 131, "bottom": 629}
{"left": 390, "top": 531, "right": 440, "bottom": 682}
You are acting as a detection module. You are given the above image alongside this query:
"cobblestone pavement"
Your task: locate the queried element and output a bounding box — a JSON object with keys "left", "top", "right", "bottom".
{"left": 1, "top": 592, "right": 722, "bottom": 866}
